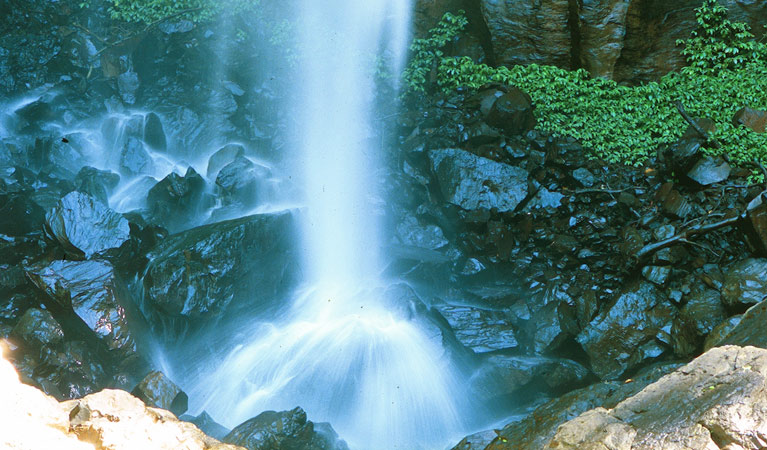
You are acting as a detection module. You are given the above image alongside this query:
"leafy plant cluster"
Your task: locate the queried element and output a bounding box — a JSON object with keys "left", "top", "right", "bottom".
{"left": 80, "top": 0, "right": 259, "bottom": 24}
{"left": 406, "top": 0, "right": 767, "bottom": 174}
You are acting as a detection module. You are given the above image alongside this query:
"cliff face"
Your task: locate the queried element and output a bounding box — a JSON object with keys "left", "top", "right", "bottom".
{"left": 415, "top": 0, "right": 767, "bottom": 82}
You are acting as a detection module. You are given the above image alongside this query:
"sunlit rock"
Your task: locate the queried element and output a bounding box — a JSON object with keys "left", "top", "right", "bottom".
{"left": 546, "top": 346, "right": 767, "bottom": 449}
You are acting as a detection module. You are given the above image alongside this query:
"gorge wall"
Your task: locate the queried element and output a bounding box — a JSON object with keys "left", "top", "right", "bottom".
{"left": 415, "top": 0, "right": 767, "bottom": 82}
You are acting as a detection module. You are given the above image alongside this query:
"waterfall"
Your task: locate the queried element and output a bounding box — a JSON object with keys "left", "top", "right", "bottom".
{"left": 185, "top": 2, "right": 475, "bottom": 448}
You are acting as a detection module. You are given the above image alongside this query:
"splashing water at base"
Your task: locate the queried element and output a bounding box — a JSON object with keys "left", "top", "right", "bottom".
{"left": 184, "top": 1, "right": 476, "bottom": 448}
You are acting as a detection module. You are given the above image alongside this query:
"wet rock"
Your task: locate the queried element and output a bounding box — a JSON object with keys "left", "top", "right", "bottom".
{"left": 215, "top": 156, "right": 270, "bottom": 208}
{"left": 224, "top": 407, "right": 349, "bottom": 450}
{"left": 531, "top": 300, "right": 577, "bottom": 354}
{"left": 480, "top": 0, "right": 572, "bottom": 68}
{"left": 26, "top": 259, "right": 141, "bottom": 358}
{"left": 143, "top": 112, "right": 167, "bottom": 151}
{"left": 182, "top": 411, "right": 231, "bottom": 441}
{"left": 686, "top": 157, "right": 730, "bottom": 186}
{"left": 719, "top": 300, "right": 767, "bottom": 349}
{"left": 578, "top": 0, "right": 630, "bottom": 79}
{"left": 721, "top": 258, "right": 767, "bottom": 308}
{"left": 117, "top": 71, "right": 139, "bottom": 105}
{"left": 437, "top": 305, "right": 517, "bottom": 353}
{"left": 396, "top": 215, "right": 448, "bottom": 250}
{"left": 745, "top": 191, "right": 767, "bottom": 255}
{"left": 0, "top": 292, "right": 33, "bottom": 323}
{"left": 662, "top": 138, "right": 702, "bottom": 174}
{"left": 141, "top": 212, "right": 298, "bottom": 334}
{"left": 546, "top": 346, "right": 767, "bottom": 450}
{"left": 45, "top": 192, "right": 130, "bottom": 259}
{"left": 484, "top": 88, "right": 537, "bottom": 136}
{"left": 572, "top": 168, "right": 596, "bottom": 187}
{"left": 35, "top": 341, "right": 110, "bottom": 400}
{"left": 703, "top": 315, "right": 742, "bottom": 351}
{"left": 671, "top": 288, "right": 726, "bottom": 357}
{"left": 525, "top": 188, "right": 564, "bottom": 212}
{"left": 662, "top": 189, "right": 692, "bottom": 219}
{"left": 641, "top": 265, "right": 670, "bottom": 285}
{"left": 120, "top": 137, "right": 153, "bottom": 176}
{"left": 10, "top": 308, "right": 64, "bottom": 349}
{"left": 472, "top": 355, "right": 589, "bottom": 401}
{"left": 481, "top": 362, "right": 681, "bottom": 450}
{"left": 147, "top": 167, "right": 207, "bottom": 232}
{"left": 0, "top": 191, "right": 46, "bottom": 236}
{"left": 576, "top": 281, "right": 675, "bottom": 379}
{"left": 451, "top": 430, "right": 496, "bottom": 450}
{"left": 74, "top": 166, "right": 120, "bottom": 205}
{"left": 429, "top": 148, "right": 528, "bottom": 213}
{"left": 733, "top": 106, "right": 767, "bottom": 133}
{"left": 131, "top": 371, "right": 188, "bottom": 416}
{"left": 207, "top": 144, "right": 245, "bottom": 178}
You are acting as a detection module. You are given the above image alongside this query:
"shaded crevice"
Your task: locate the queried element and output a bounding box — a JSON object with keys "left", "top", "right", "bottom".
{"left": 567, "top": 0, "right": 583, "bottom": 70}
{"left": 461, "top": 0, "right": 496, "bottom": 66}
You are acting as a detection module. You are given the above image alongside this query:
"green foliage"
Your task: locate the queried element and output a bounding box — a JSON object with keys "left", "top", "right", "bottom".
{"left": 80, "top": 0, "right": 259, "bottom": 24}
{"left": 408, "top": 4, "right": 767, "bottom": 173}
{"left": 403, "top": 11, "right": 469, "bottom": 93}
{"left": 677, "top": 0, "right": 766, "bottom": 73}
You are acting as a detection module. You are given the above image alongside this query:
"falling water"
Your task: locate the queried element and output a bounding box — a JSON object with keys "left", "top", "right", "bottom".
{"left": 185, "top": 1, "right": 475, "bottom": 449}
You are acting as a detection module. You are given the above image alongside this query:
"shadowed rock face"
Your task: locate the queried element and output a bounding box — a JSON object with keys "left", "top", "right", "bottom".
{"left": 223, "top": 407, "right": 349, "bottom": 450}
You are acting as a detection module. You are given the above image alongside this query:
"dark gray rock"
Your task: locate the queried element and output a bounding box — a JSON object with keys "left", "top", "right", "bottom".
{"left": 131, "top": 371, "right": 188, "bottom": 416}
{"left": 437, "top": 305, "right": 517, "bottom": 353}
{"left": 0, "top": 191, "right": 45, "bottom": 236}
{"left": 143, "top": 112, "right": 167, "bottom": 152}
{"left": 719, "top": 300, "right": 767, "bottom": 349}
{"left": 44, "top": 192, "right": 130, "bottom": 259}
{"left": 141, "top": 212, "right": 298, "bottom": 334}
{"left": 484, "top": 88, "right": 537, "bottom": 136}
{"left": 215, "top": 156, "right": 270, "bottom": 208}
{"left": 686, "top": 157, "right": 730, "bottom": 186}
{"left": 396, "top": 215, "right": 448, "bottom": 250}
{"left": 671, "top": 288, "right": 727, "bottom": 357}
{"left": 224, "top": 407, "right": 349, "bottom": 450}
{"left": 576, "top": 281, "right": 676, "bottom": 379}
{"left": 10, "top": 307, "right": 64, "bottom": 349}
{"left": 74, "top": 167, "right": 120, "bottom": 205}
{"left": 180, "top": 411, "right": 230, "bottom": 441}
{"left": 429, "top": 148, "right": 528, "bottom": 212}
{"left": 472, "top": 355, "right": 589, "bottom": 401}
{"left": 206, "top": 144, "right": 245, "bottom": 178}
{"left": 26, "top": 259, "right": 141, "bottom": 358}
{"left": 117, "top": 71, "right": 139, "bottom": 105}
{"left": 721, "top": 258, "right": 767, "bottom": 308}
{"left": 572, "top": 168, "right": 596, "bottom": 187}
{"left": 746, "top": 191, "right": 767, "bottom": 256}
{"left": 147, "top": 167, "right": 207, "bottom": 232}
{"left": 120, "top": 137, "right": 153, "bottom": 176}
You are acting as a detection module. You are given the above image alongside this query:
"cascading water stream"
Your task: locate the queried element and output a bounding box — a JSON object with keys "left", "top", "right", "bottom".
{"left": 184, "top": 1, "right": 476, "bottom": 448}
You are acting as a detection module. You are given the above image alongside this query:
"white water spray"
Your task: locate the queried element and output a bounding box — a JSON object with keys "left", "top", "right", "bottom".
{"left": 187, "top": 2, "right": 474, "bottom": 448}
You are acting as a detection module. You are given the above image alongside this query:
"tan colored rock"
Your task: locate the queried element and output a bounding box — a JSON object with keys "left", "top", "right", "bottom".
{"left": 0, "top": 344, "right": 244, "bottom": 450}
{"left": 546, "top": 346, "right": 767, "bottom": 449}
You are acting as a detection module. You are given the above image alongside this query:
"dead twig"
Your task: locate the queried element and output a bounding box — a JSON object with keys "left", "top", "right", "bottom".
{"left": 674, "top": 100, "right": 722, "bottom": 150}
{"left": 634, "top": 214, "right": 741, "bottom": 263}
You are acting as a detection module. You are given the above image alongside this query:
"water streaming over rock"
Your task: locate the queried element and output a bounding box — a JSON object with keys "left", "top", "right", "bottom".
{"left": 182, "top": 1, "right": 476, "bottom": 448}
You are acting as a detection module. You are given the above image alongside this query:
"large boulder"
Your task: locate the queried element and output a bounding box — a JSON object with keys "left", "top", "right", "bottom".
{"left": 577, "top": 0, "right": 631, "bottom": 79}
{"left": 475, "top": 362, "right": 681, "bottom": 450}
{"left": 719, "top": 299, "right": 767, "bottom": 349}
{"left": 576, "top": 281, "right": 676, "bottom": 379}
{"left": 0, "top": 190, "right": 46, "bottom": 236}
{"left": 10, "top": 307, "right": 64, "bottom": 349}
{"left": 546, "top": 346, "right": 767, "bottom": 449}
{"left": 436, "top": 305, "right": 517, "bottom": 353}
{"left": 484, "top": 88, "right": 537, "bottom": 136}
{"left": 224, "top": 407, "right": 349, "bottom": 450}
{"left": 26, "top": 259, "right": 142, "bottom": 359}
{"left": 74, "top": 167, "right": 120, "bottom": 205}
{"left": 131, "top": 371, "right": 188, "bottom": 417}
{"left": 746, "top": 191, "right": 767, "bottom": 256}
{"left": 141, "top": 211, "right": 298, "bottom": 335}
{"left": 429, "top": 148, "right": 528, "bottom": 213}
{"left": 671, "top": 288, "right": 727, "bottom": 357}
{"left": 44, "top": 192, "right": 130, "bottom": 259}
